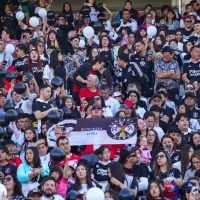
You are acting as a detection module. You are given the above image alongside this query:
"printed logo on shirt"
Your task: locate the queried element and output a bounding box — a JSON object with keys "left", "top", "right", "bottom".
{"left": 4, "top": 168, "right": 11, "bottom": 174}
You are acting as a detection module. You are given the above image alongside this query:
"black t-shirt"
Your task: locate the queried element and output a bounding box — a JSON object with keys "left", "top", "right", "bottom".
{"left": 183, "top": 60, "right": 200, "bottom": 82}
{"left": 180, "top": 28, "right": 194, "bottom": 42}
{"left": 0, "top": 163, "right": 16, "bottom": 176}
{"left": 92, "top": 161, "right": 112, "bottom": 182}
{"left": 171, "top": 151, "right": 181, "bottom": 164}
{"left": 161, "top": 106, "right": 175, "bottom": 122}
{"left": 32, "top": 98, "right": 53, "bottom": 130}
{"left": 29, "top": 62, "right": 44, "bottom": 86}
{"left": 190, "top": 107, "right": 200, "bottom": 120}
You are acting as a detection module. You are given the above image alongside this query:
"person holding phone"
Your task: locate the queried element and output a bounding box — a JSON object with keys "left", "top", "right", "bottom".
{"left": 161, "top": 135, "right": 181, "bottom": 164}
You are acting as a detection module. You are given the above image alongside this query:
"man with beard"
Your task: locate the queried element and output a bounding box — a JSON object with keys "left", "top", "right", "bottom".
{"left": 130, "top": 40, "right": 154, "bottom": 97}
{"left": 41, "top": 177, "right": 64, "bottom": 200}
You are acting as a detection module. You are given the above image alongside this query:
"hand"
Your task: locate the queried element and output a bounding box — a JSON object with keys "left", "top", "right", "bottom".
{"left": 102, "top": 3, "right": 107, "bottom": 8}
{"left": 22, "top": 75, "right": 28, "bottom": 82}
{"left": 34, "top": 168, "right": 43, "bottom": 175}
{"left": 56, "top": 87, "right": 61, "bottom": 96}
{"left": 80, "top": 111, "right": 86, "bottom": 118}
{"left": 163, "top": 177, "right": 174, "bottom": 184}
{"left": 110, "top": 177, "right": 121, "bottom": 186}
{"left": 1, "top": 192, "right": 6, "bottom": 200}
{"left": 10, "top": 79, "right": 16, "bottom": 90}
{"left": 0, "top": 172, "right": 4, "bottom": 179}
{"left": 161, "top": 115, "right": 169, "bottom": 123}
{"left": 0, "top": 62, "right": 6, "bottom": 68}
{"left": 72, "top": 54, "right": 78, "bottom": 61}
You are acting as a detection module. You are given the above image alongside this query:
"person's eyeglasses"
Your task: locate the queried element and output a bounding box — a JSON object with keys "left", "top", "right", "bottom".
{"left": 192, "top": 161, "right": 200, "bottom": 165}
{"left": 146, "top": 16, "right": 152, "bottom": 19}
{"left": 2, "top": 177, "right": 13, "bottom": 182}
{"left": 92, "top": 107, "right": 102, "bottom": 111}
{"left": 185, "top": 87, "right": 194, "bottom": 90}
{"left": 38, "top": 44, "right": 45, "bottom": 48}
{"left": 93, "top": 97, "right": 101, "bottom": 101}
{"left": 185, "top": 21, "right": 192, "bottom": 23}
{"left": 156, "top": 154, "right": 166, "bottom": 159}
{"left": 128, "top": 153, "right": 137, "bottom": 158}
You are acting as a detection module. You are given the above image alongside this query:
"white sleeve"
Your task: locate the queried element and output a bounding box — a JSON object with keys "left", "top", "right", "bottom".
{"left": 43, "top": 65, "right": 51, "bottom": 80}
{"left": 138, "top": 177, "right": 148, "bottom": 191}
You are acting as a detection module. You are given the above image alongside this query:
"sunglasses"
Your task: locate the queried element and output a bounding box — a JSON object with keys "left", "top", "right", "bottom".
{"left": 146, "top": 16, "right": 152, "bottom": 19}
{"left": 156, "top": 154, "right": 166, "bottom": 159}
{"left": 2, "top": 177, "right": 13, "bottom": 182}
{"left": 128, "top": 153, "right": 137, "bottom": 158}
{"left": 92, "top": 107, "right": 102, "bottom": 111}
{"left": 185, "top": 87, "right": 194, "bottom": 90}
{"left": 38, "top": 44, "right": 45, "bottom": 48}
{"left": 93, "top": 97, "right": 101, "bottom": 101}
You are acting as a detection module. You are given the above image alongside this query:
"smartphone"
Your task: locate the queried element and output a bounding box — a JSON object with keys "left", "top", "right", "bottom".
{"left": 166, "top": 144, "right": 171, "bottom": 154}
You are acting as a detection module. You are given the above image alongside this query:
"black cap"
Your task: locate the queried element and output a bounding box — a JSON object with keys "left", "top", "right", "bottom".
{"left": 150, "top": 105, "right": 163, "bottom": 113}
{"left": 151, "top": 93, "right": 162, "bottom": 100}
{"left": 27, "top": 189, "right": 42, "bottom": 197}
{"left": 120, "top": 146, "right": 138, "bottom": 159}
{"left": 162, "top": 46, "right": 175, "bottom": 53}
{"left": 185, "top": 92, "right": 195, "bottom": 99}
{"left": 182, "top": 182, "right": 196, "bottom": 193}
{"left": 118, "top": 53, "right": 129, "bottom": 62}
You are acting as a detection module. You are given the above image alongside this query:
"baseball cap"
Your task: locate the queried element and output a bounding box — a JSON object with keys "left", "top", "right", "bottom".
{"left": 185, "top": 92, "right": 195, "bottom": 99}
{"left": 27, "top": 188, "right": 42, "bottom": 197}
{"left": 119, "top": 146, "right": 138, "bottom": 159}
{"left": 124, "top": 99, "right": 134, "bottom": 109}
{"left": 162, "top": 46, "right": 175, "bottom": 53}
{"left": 182, "top": 182, "right": 196, "bottom": 193}
{"left": 151, "top": 94, "right": 162, "bottom": 100}
{"left": 112, "top": 91, "right": 124, "bottom": 98}
{"left": 7, "top": 66, "right": 16, "bottom": 71}
{"left": 189, "top": 12, "right": 198, "bottom": 16}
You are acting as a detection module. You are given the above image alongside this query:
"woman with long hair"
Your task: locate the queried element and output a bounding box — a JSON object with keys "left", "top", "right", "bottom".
{"left": 47, "top": 30, "right": 59, "bottom": 50}
{"left": 28, "top": 48, "right": 44, "bottom": 86}
{"left": 35, "top": 41, "right": 48, "bottom": 66}
{"left": 173, "top": 144, "right": 194, "bottom": 177}
{"left": 61, "top": 96, "right": 80, "bottom": 118}
{"left": 137, "top": 118, "right": 148, "bottom": 137}
{"left": 151, "top": 150, "right": 183, "bottom": 198}
{"left": 146, "top": 129, "right": 161, "bottom": 162}
{"left": 3, "top": 174, "right": 25, "bottom": 200}
{"left": 107, "top": 162, "right": 138, "bottom": 197}
{"left": 17, "top": 147, "right": 49, "bottom": 197}
{"left": 73, "top": 163, "right": 95, "bottom": 194}
{"left": 84, "top": 0, "right": 99, "bottom": 22}
{"left": 190, "top": 133, "right": 200, "bottom": 151}
{"left": 146, "top": 180, "right": 165, "bottom": 200}
{"left": 62, "top": 2, "right": 74, "bottom": 20}
{"left": 182, "top": 41, "right": 193, "bottom": 62}
{"left": 166, "top": 9, "right": 180, "bottom": 30}
{"left": 160, "top": 135, "right": 180, "bottom": 164}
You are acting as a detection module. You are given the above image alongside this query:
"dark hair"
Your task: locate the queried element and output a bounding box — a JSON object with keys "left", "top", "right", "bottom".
{"left": 156, "top": 83, "right": 168, "bottom": 91}
{"left": 152, "top": 150, "right": 173, "bottom": 179}
{"left": 99, "top": 84, "right": 111, "bottom": 91}
{"left": 175, "top": 113, "right": 189, "bottom": 122}
{"left": 47, "top": 30, "right": 57, "bottom": 48}
{"left": 91, "top": 56, "right": 105, "bottom": 66}
{"left": 108, "top": 162, "right": 126, "bottom": 192}
{"left": 147, "top": 129, "right": 161, "bottom": 159}
{"left": 0, "top": 145, "right": 9, "bottom": 154}
{"left": 104, "top": 190, "right": 118, "bottom": 200}
{"left": 167, "top": 9, "right": 176, "bottom": 21}
{"left": 143, "top": 111, "right": 155, "bottom": 120}
{"left": 56, "top": 136, "right": 69, "bottom": 147}
{"left": 94, "top": 146, "right": 110, "bottom": 158}
{"left": 39, "top": 84, "right": 51, "bottom": 91}
{"left": 191, "top": 150, "right": 200, "bottom": 170}
{"left": 41, "top": 176, "right": 56, "bottom": 187}
{"left": 25, "top": 147, "right": 41, "bottom": 168}
{"left": 160, "top": 135, "right": 174, "bottom": 150}
{"left": 180, "top": 145, "right": 194, "bottom": 177}
{"left": 21, "top": 126, "right": 37, "bottom": 152}
{"left": 36, "top": 41, "right": 48, "bottom": 58}
{"left": 169, "top": 39, "right": 178, "bottom": 45}
{"left": 183, "top": 40, "right": 193, "bottom": 54}
{"left": 3, "top": 174, "right": 24, "bottom": 197}
{"left": 49, "top": 50, "right": 62, "bottom": 70}
{"left": 146, "top": 180, "right": 165, "bottom": 200}
{"left": 62, "top": 2, "right": 73, "bottom": 13}
{"left": 122, "top": 9, "right": 131, "bottom": 15}
{"left": 115, "top": 111, "right": 126, "bottom": 118}
{"left": 16, "top": 43, "right": 28, "bottom": 55}
{"left": 99, "top": 35, "right": 112, "bottom": 48}
{"left": 74, "top": 163, "right": 93, "bottom": 191}
{"left": 89, "top": 47, "right": 99, "bottom": 61}
{"left": 50, "top": 165, "right": 63, "bottom": 182}
{"left": 186, "top": 3, "right": 193, "bottom": 9}
{"left": 177, "top": 103, "right": 191, "bottom": 119}
{"left": 190, "top": 132, "right": 200, "bottom": 149}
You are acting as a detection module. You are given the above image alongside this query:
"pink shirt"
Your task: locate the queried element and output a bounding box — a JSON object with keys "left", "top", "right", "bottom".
{"left": 56, "top": 177, "right": 68, "bottom": 198}
{"left": 140, "top": 147, "right": 152, "bottom": 161}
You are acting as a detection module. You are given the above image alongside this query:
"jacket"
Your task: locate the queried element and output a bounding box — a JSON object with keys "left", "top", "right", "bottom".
{"left": 17, "top": 162, "right": 49, "bottom": 183}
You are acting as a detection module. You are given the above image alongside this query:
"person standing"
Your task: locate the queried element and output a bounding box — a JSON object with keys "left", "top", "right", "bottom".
{"left": 154, "top": 46, "right": 181, "bottom": 103}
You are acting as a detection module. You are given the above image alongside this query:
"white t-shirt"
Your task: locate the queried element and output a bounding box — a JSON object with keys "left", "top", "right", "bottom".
{"left": 154, "top": 126, "right": 165, "bottom": 141}
{"left": 105, "top": 97, "right": 120, "bottom": 115}
{"left": 43, "top": 64, "right": 54, "bottom": 81}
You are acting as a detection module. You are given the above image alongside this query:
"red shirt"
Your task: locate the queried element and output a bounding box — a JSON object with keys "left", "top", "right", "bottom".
{"left": 7, "top": 156, "right": 22, "bottom": 169}
{"left": 79, "top": 87, "right": 99, "bottom": 99}
{"left": 56, "top": 153, "right": 81, "bottom": 167}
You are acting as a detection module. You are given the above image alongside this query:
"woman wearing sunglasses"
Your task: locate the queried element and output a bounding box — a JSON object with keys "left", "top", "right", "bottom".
{"left": 150, "top": 150, "right": 183, "bottom": 198}
{"left": 2, "top": 174, "right": 25, "bottom": 200}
